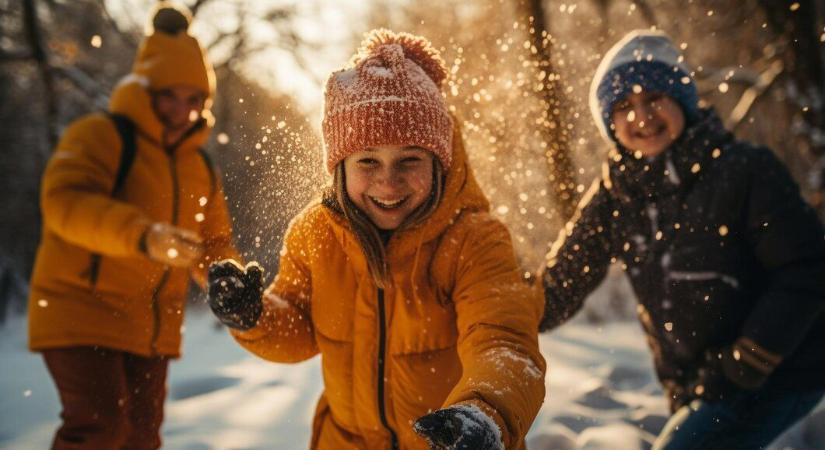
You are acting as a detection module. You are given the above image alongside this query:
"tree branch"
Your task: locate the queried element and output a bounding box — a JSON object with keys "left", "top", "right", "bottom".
{"left": 727, "top": 60, "right": 784, "bottom": 130}
{"left": 51, "top": 65, "right": 109, "bottom": 110}
{"left": 96, "top": 0, "right": 139, "bottom": 49}
{"left": 0, "top": 49, "right": 34, "bottom": 61}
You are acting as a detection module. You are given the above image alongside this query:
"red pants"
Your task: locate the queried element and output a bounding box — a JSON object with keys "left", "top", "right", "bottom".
{"left": 42, "top": 347, "right": 169, "bottom": 450}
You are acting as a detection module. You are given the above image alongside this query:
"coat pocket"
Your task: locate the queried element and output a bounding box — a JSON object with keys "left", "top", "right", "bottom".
{"left": 660, "top": 269, "right": 745, "bottom": 360}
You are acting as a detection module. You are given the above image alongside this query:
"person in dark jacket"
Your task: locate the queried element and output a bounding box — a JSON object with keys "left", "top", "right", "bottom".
{"left": 539, "top": 29, "right": 825, "bottom": 450}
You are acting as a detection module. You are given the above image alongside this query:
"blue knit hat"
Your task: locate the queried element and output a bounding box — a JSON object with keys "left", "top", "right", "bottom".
{"left": 589, "top": 30, "right": 700, "bottom": 144}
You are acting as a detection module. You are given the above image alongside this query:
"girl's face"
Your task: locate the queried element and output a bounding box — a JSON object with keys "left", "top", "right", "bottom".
{"left": 344, "top": 145, "right": 434, "bottom": 230}
{"left": 611, "top": 91, "right": 685, "bottom": 157}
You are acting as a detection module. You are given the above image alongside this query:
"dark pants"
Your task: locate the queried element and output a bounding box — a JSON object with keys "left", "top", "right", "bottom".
{"left": 653, "top": 384, "right": 825, "bottom": 450}
{"left": 42, "top": 347, "right": 169, "bottom": 450}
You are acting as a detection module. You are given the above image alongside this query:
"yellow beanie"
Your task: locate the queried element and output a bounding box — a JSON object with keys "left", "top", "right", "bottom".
{"left": 132, "top": 2, "right": 215, "bottom": 96}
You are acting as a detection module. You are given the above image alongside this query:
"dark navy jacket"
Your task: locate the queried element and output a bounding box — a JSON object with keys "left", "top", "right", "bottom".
{"left": 540, "top": 110, "right": 825, "bottom": 394}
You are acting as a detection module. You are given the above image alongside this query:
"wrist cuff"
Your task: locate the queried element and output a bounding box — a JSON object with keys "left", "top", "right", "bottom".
{"left": 732, "top": 337, "right": 782, "bottom": 376}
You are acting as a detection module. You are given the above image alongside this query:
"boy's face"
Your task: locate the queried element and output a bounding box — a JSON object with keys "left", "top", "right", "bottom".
{"left": 151, "top": 85, "right": 206, "bottom": 132}
{"left": 611, "top": 91, "right": 685, "bottom": 157}
{"left": 344, "top": 145, "right": 434, "bottom": 230}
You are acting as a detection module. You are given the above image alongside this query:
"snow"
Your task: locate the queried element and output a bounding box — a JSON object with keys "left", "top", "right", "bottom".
{"left": 1, "top": 307, "right": 823, "bottom": 450}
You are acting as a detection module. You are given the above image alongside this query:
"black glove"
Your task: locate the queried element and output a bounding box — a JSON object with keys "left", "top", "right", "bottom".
{"left": 207, "top": 259, "right": 264, "bottom": 330}
{"left": 413, "top": 405, "right": 503, "bottom": 450}
{"left": 686, "top": 347, "right": 740, "bottom": 403}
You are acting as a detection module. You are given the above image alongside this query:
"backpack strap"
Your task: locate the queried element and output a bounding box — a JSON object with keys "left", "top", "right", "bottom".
{"left": 106, "top": 113, "right": 137, "bottom": 195}
{"left": 85, "top": 113, "right": 138, "bottom": 287}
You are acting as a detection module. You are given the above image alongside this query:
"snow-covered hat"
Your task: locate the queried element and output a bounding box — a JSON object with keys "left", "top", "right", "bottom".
{"left": 589, "top": 30, "right": 700, "bottom": 143}
{"left": 322, "top": 29, "right": 453, "bottom": 173}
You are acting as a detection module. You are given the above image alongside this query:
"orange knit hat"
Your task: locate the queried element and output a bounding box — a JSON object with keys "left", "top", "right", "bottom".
{"left": 322, "top": 29, "right": 453, "bottom": 173}
{"left": 132, "top": 2, "right": 215, "bottom": 96}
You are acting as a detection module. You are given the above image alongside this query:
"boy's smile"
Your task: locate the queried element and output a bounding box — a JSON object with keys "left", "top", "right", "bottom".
{"left": 611, "top": 90, "right": 686, "bottom": 157}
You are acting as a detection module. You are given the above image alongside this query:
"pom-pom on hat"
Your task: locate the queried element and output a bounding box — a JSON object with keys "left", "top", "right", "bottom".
{"left": 589, "top": 30, "right": 700, "bottom": 144}
{"left": 322, "top": 29, "right": 453, "bottom": 173}
{"left": 132, "top": 1, "right": 215, "bottom": 96}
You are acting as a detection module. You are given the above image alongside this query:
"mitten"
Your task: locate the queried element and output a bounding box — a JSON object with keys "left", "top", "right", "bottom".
{"left": 413, "top": 404, "right": 504, "bottom": 450}
{"left": 207, "top": 259, "right": 264, "bottom": 330}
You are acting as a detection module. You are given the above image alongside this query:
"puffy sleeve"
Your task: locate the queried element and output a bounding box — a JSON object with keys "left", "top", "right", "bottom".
{"left": 230, "top": 209, "right": 319, "bottom": 363}
{"left": 738, "top": 147, "right": 825, "bottom": 359}
{"left": 442, "top": 213, "right": 546, "bottom": 448}
{"left": 40, "top": 114, "right": 150, "bottom": 257}
{"left": 540, "top": 179, "right": 616, "bottom": 331}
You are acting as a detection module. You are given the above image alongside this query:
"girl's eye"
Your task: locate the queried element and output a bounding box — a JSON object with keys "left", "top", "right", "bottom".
{"left": 401, "top": 157, "right": 422, "bottom": 165}
{"left": 357, "top": 158, "right": 379, "bottom": 167}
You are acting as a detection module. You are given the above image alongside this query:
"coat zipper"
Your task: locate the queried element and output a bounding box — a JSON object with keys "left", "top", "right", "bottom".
{"left": 376, "top": 288, "right": 399, "bottom": 449}
{"left": 150, "top": 147, "right": 180, "bottom": 354}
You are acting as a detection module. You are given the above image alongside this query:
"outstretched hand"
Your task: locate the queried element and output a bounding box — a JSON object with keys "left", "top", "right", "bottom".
{"left": 413, "top": 405, "right": 504, "bottom": 450}
{"left": 207, "top": 259, "right": 264, "bottom": 330}
{"left": 143, "top": 222, "right": 204, "bottom": 268}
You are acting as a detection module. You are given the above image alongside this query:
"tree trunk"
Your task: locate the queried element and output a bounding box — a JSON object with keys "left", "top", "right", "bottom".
{"left": 519, "top": 0, "right": 578, "bottom": 221}
{"left": 22, "top": 0, "right": 58, "bottom": 147}
{"left": 759, "top": 0, "right": 825, "bottom": 211}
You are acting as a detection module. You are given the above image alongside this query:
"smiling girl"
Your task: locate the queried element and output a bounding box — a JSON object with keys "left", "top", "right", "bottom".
{"left": 206, "top": 29, "right": 546, "bottom": 450}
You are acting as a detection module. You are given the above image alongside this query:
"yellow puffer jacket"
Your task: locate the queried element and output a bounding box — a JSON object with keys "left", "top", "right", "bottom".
{"left": 28, "top": 28, "right": 236, "bottom": 357}
{"left": 232, "top": 124, "right": 546, "bottom": 449}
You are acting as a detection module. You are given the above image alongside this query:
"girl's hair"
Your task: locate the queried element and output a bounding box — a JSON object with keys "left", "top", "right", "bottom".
{"left": 323, "top": 158, "right": 445, "bottom": 288}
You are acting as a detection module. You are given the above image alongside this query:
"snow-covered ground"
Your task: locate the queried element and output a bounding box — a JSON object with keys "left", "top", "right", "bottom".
{"left": 2, "top": 306, "right": 823, "bottom": 450}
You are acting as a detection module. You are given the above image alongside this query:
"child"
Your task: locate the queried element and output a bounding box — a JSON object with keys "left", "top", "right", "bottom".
{"left": 207, "top": 29, "right": 546, "bottom": 450}
{"left": 28, "top": 4, "right": 237, "bottom": 448}
{"left": 539, "top": 30, "right": 825, "bottom": 449}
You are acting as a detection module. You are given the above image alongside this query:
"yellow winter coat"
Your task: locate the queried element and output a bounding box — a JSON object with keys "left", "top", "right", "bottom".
{"left": 232, "top": 124, "right": 546, "bottom": 449}
{"left": 28, "top": 28, "right": 236, "bottom": 357}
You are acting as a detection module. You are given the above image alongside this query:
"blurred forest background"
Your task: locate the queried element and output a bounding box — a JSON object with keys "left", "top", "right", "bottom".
{"left": 1, "top": 0, "right": 823, "bottom": 321}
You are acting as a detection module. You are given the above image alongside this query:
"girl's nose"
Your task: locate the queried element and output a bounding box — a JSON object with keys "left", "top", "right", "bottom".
{"left": 375, "top": 167, "right": 403, "bottom": 188}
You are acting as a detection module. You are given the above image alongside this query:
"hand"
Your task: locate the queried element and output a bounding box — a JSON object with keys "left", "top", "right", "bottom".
{"left": 414, "top": 405, "right": 504, "bottom": 450}
{"left": 686, "top": 348, "right": 739, "bottom": 403}
{"left": 662, "top": 379, "right": 691, "bottom": 414}
{"left": 207, "top": 259, "right": 264, "bottom": 330}
{"left": 142, "top": 222, "right": 204, "bottom": 268}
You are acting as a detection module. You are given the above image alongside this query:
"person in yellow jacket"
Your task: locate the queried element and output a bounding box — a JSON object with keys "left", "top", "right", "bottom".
{"left": 207, "top": 29, "right": 546, "bottom": 450}
{"left": 27, "top": 3, "right": 237, "bottom": 449}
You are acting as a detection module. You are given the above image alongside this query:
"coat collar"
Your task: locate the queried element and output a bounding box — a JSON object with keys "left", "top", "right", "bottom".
{"left": 604, "top": 108, "right": 733, "bottom": 203}
{"left": 108, "top": 74, "right": 212, "bottom": 153}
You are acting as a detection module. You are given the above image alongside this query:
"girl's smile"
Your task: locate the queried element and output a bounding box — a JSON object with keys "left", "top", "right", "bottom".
{"left": 344, "top": 145, "right": 434, "bottom": 230}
